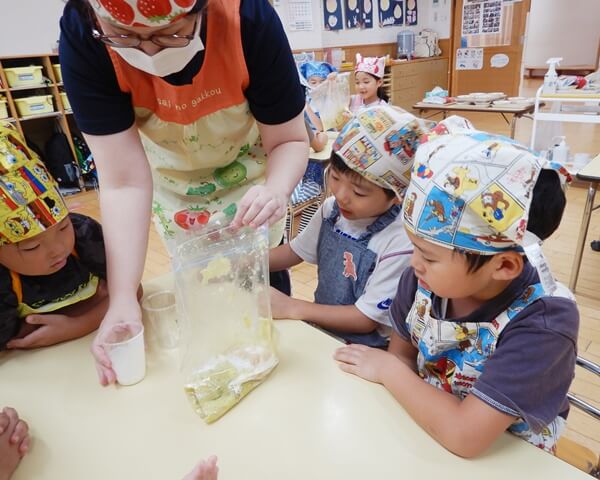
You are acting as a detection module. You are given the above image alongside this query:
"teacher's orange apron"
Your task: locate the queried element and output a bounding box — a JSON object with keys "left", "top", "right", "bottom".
{"left": 106, "top": 0, "right": 282, "bottom": 252}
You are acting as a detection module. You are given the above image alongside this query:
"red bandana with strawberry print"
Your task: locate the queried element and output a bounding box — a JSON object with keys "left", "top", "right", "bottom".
{"left": 92, "top": 0, "right": 197, "bottom": 27}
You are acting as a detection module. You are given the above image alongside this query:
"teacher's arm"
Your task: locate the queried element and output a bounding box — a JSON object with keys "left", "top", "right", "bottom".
{"left": 83, "top": 125, "right": 153, "bottom": 385}
{"left": 234, "top": 111, "right": 309, "bottom": 228}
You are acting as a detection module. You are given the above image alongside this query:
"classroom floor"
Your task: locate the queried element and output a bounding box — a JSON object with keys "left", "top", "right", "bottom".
{"left": 65, "top": 78, "right": 600, "bottom": 455}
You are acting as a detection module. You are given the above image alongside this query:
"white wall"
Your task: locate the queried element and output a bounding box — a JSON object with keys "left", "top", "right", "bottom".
{"left": 0, "top": 0, "right": 452, "bottom": 57}
{"left": 274, "top": 0, "right": 452, "bottom": 52}
{"left": 524, "top": 0, "right": 600, "bottom": 66}
{"left": 0, "top": 0, "right": 64, "bottom": 56}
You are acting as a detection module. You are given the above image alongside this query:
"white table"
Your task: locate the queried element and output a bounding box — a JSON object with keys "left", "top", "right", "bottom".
{"left": 0, "top": 277, "right": 588, "bottom": 479}
{"left": 413, "top": 101, "right": 538, "bottom": 139}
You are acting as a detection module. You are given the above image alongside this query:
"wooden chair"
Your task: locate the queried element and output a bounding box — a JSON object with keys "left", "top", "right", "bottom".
{"left": 286, "top": 192, "right": 326, "bottom": 241}
{"left": 556, "top": 356, "right": 600, "bottom": 477}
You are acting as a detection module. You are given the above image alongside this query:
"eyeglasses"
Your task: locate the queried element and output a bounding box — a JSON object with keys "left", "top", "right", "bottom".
{"left": 92, "top": 15, "right": 198, "bottom": 49}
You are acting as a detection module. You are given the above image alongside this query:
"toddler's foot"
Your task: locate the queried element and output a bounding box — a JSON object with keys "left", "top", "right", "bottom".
{"left": 0, "top": 407, "right": 29, "bottom": 480}
{"left": 183, "top": 456, "right": 218, "bottom": 480}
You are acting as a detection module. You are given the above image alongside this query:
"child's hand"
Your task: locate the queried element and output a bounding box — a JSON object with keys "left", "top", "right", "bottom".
{"left": 334, "top": 344, "right": 399, "bottom": 384}
{"left": 183, "top": 456, "right": 219, "bottom": 480}
{"left": 269, "top": 287, "right": 297, "bottom": 320}
{"left": 0, "top": 407, "right": 30, "bottom": 480}
{"left": 6, "top": 314, "right": 84, "bottom": 349}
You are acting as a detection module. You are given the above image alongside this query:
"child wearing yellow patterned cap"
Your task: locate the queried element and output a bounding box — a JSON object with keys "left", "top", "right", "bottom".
{"left": 270, "top": 105, "right": 429, "bottom": 348}
{"left": 335, "top": 118, "right": 579, "bottom": 457}
{"left": 0, "top": 124, "right": 109, "bottom": 350}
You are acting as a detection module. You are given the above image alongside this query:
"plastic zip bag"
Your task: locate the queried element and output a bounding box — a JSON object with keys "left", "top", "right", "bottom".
{"left": 173, "top": 225, "right": 278, "bottom": 423}
{"left": 309, "top": 72, "right": 351, "bottom": 131}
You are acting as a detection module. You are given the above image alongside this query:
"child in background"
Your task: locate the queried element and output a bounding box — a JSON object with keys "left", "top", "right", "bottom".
{"left": 335, "top": 122, "right": 579, "bottom": 456}
{"left": 0, "top": 125, "right": 108, "bottom": 351}
{"left": 349, "top": 54, "right": 388, "bottom": 113}
{"left": 270, "top": 105, "right": 429, "bottom": 347}
{"left": 299, "top": 61, "right": 337, "bottom": 152}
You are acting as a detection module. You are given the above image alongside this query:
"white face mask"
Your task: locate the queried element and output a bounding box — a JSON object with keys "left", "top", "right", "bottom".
{"left": 112, "top": 13, "right": 204, "bottom": 77}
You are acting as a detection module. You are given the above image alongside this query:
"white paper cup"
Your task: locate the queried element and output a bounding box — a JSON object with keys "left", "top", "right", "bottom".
{"left": 103, "top": 323, "right": 146, "bottom": 386}
{"left": 142, "top": 291, "right": 179, "bottom": 350}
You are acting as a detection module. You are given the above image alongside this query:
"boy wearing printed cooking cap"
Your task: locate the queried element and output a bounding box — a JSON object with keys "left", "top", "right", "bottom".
{"left": 270, "top": 105, "right": 429, "bottom": 348}
{"left": 335, "top": 118, "right": 579, "bottom": 457}
{"left": 0, "top": 124, "right": 109, "bottom": 351}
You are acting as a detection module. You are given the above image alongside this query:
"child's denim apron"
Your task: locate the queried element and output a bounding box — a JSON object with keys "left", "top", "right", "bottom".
{"left": 314, "top": 201, "right": 400, "bottom": 348}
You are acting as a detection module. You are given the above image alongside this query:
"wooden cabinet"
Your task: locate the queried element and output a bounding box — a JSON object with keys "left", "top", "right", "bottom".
{"left": 0, "top": 53, "right": 85, "bottom": 191}
{"left": 389, "top": 57, "right": 449, "bottom": 111}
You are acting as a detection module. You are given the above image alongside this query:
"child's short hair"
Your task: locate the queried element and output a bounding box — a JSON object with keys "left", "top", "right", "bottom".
{"left": 330, "top": 152, "right": 396, "bottom": 199}
{"left": 462, "top": 170, "right": 567, "bottom": 273}
{"left": 332, "top": 105, "right": 430, "bottom": 198}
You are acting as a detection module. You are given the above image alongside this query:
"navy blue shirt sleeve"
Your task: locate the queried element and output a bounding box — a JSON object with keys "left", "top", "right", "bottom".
{"left": 240, "top": 0, "right": 305, "bottom": 124}
{"left": 59, "top": 0, "right": 304, "bottom": 135}
{"left": 390, "top": 267, "right": 419, "bottom": 340}
{"left": 59, "top": 4, "right": 135, "bottom": 135}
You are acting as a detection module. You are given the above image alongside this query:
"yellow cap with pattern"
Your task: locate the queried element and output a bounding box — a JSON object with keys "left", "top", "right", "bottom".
{"left": 0, "top": 124, "right": 68, "bottom": 245}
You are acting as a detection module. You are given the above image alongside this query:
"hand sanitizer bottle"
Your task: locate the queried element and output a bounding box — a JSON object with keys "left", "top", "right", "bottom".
{"left": 543, "top": 57, "right": 562, "bottom": 94}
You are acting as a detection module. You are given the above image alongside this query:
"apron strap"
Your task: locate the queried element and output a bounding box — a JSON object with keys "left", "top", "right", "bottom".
{"left": 9, "top": 270, "right": 22, "bottom": 305}
{"left": 328, "top": 201, "right": 341, "bottom": 223}
{"left": 357, "top": 204, "right": 401, "bottom": 244}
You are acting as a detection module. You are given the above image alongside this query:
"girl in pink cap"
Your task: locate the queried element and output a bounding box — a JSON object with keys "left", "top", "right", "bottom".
{"left": 60, "top": 0, "right": 309, "bottom": 384}
{"left": 348, "top": 54, "right": 389, "bottom": 113}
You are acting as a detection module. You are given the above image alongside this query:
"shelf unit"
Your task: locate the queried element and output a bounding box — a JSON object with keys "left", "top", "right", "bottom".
{"left": 389, "top": 57, "right": 450, "bottom": 111}
{"left": 530, "top": 87, "right": 600, "bottom": 150}
{"left": 529, "top": 86, "right": 600, "bottom": 293}
{"left": 0, "top": 53, "right": 84, "bottom": 190}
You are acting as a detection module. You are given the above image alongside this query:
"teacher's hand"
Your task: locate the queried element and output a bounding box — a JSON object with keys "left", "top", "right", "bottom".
{"left": 233, "top": 184, "right": 288, "bottom": 228}
{"left": 91, "top": 299, "right": 142, "bottom": 386}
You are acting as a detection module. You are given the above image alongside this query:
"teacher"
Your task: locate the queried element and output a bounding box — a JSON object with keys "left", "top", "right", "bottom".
{"left": 60, "top": 0, "right": 309, "bottom": 384}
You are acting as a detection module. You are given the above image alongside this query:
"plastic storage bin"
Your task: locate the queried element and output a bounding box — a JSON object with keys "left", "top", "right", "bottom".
{"left": 53, "top": 64, "right": 62, "bottom": 83}
{"left": 4, "top": 66, "right": 44, "bottom": 88}
{"left": 0, "top": 98, "right": 8, "bottom": 119}
{"left": 60, "top": 92, "right": 71, "bottom": 111}
{"left": 14, "top": 95, "right": 54, "bottom": 117}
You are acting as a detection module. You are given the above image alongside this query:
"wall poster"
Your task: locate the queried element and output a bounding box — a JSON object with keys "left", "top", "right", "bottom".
{"left": 379, "top": 0, "right": 403, "bottom": 27}
{"left": 345, "top": 0, "right": 360, "bottom": 28}
{"left": 462, "top": 0, "right": 503, "bottom": 35}
{"left": 323, "top": 0, "right": 343, "bottom": 30}
{"left": 287, "top": 0, "right": 313, "bottom": 31}
{"left": 361, "top": 0, "right": 374, "bottom": 29}
{"left": 405, "top": 0, "right": 417, "bottom": 26}
{"left": 456, "top": 47, "right": 484, "bottom": 70}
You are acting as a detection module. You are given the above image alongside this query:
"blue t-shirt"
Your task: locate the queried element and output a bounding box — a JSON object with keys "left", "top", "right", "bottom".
{"left": 59, "top": 0, "right": 305, "bottom": 135}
